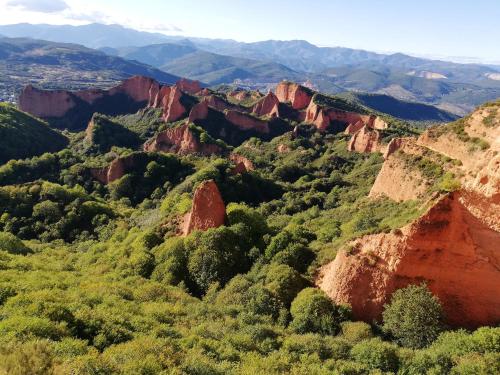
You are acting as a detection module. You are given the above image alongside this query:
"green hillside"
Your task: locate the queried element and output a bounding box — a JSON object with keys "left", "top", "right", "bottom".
{"left": 161, "top": 50, "right": 302, "bottom": 85}
{"left": 337, "top": 92, "right": 459, "bottom": 123}
{"left": 0, "top": 103, "right": 68, "bottom": 163}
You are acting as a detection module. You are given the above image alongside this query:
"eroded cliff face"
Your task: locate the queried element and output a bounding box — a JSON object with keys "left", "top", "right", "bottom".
{"left": 275, "top": 81, "right": 312, "bottom": 110}
{"left": 317, "top": 192, "right": 500, "bottom": 328}
{"left": 19, "top": 85, "right": 78, "bottom": 118}
{"left": 143, "top": 124, "right": 221, "bottom": 155}
{"left": 224, "top": 110, "right": 270, "bottom": 133}
{"left": 229, "top": 153, "right": 255, "bottom": 175}
{"left": 304, "top": 98, "right": 388, "bottom": 136}
{"left": 19, "top": 76, "right": 160, "bottom": 120}
{"left": 319, "top": 102, "right": 500, "bottom": 328}
{"left": 347, "top": 125, "right": 382, "bottom": 153}
{"left": 149, "top": 85, "right": 187, "bottom": 123}
{"left": 176, "top": 78, "right": 201, "bottom": 95}
{"left": 182, "top": 180, "right": 226, "bottom": 236}
{"left": 89, "top": 153, "right": 138, "bottom": 184}
{"left": 252, "top": 92, "right": 280, "bottom": 117}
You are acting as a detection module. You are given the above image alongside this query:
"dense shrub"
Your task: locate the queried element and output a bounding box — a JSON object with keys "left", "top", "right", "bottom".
{"left": 289, "top": 288, "right": 350, "bottom": 335}
{"left": 0, "top": 232, "right": 31, "bottom": 255}
{"left": 382, "top": 284, "right": 444, "bottom": 348}
{"left": 351, "top": 338, "right": 399, "bottom": 372}
{"left": 264, "top": 264, "right": 308, "bottom": 307}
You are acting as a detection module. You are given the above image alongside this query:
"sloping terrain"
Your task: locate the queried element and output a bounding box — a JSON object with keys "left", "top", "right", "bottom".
{"left": 0, "top": 103, "right": 68, "bottom": 163}
{"left": 0, "top": 77, "right": 498, "bottom": 373}
{"left": 318, "top": 100, "right": 500, "bottom": 328}
{"left": 338, "top": 92, "right": 458, "bottom": 122}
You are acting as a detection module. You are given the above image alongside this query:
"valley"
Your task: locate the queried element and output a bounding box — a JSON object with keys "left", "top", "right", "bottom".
{"left": 0, "top": 72, "right": 498, "bottom": 373}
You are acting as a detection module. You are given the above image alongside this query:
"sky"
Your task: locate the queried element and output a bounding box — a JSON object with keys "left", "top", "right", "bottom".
{"left": 1, "top": 0, "right": 499, "bottom": 63}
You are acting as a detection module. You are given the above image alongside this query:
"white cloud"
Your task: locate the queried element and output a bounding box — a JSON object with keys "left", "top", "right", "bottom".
{"left": 7, "top": 0, "right": 69, "bottom": 13}
{"left": 65, "top": 9, "right": 112, "bottom": 24}
{"left": 134, "top": 22, "right": 183, "bottom": 34}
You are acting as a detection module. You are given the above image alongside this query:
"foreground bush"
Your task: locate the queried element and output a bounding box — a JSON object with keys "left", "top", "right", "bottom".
{"left": 383, "top": 284, "right": 444, "bottom": 348}
{"left": 289, "top": 288, "right": 350, "bottom": 335}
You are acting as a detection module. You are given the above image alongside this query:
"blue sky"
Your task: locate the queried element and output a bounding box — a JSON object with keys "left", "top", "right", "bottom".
{"left": 1, "top": 0, "right": 500, "bottom": 62}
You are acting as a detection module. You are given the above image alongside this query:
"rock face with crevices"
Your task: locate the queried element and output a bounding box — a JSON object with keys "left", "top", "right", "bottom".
{"left": 229, "top": 153, "right": 255, "bottom": 174}
{"left": 275, "top": 81, "right": 312, "bottom": 110}
{"left": 317, "top": 192, "right": 500, "bottom": 328}
{"left": 19, "top": 76, "right": 159, "bottom": 121}
{"left": 89, "top": 153, "right": 138, "bottom": 184}
{"left": 149, "top": 85, "right": 187, "bottom": 123}
{"left": 224, "top": 110, "right": 269, "bottom": 133}
{"left": 182, "top": 180, "right": 226, "bottom": 236}
{"left": 176, "top": 78, "right": 201, "bottom": 95}
{"left": 347, "top": 125, "right": 382, "bottom": 153}
{"left": 252, "top": 92, "right": 280, "bottom": 117}
{"left": 319, "top": 101, "right": 500, "bottom": 328}
{"left": 143, "top": 124, "right": 221, "bottom": 155}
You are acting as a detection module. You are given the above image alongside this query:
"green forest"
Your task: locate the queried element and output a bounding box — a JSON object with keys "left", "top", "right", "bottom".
{"left": 0, "top": 100, "right": 498, "bottom": 375}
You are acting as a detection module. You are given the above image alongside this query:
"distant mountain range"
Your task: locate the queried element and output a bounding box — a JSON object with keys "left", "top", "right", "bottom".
{"left": 1, "top": 23, "right": 499, "bottom": 115}
{"left": 0, "top": 37, "right": 179, "bottom": 101}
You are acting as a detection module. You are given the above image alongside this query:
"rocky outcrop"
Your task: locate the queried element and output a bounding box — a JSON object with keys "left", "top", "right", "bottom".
{"left": 383, "top": 137, "right": 411, "bottom": 159}
{"left": 89, "top": 153, "right": 138, "bottom": 184}
{"left": 182, "top": 180, "right": 226, "bottom": 236}
{"left": 224, "top": 110, "right": 269, "bottom": 133}
{"left": 344, "top": 120, "right": 366, "bottom": 135}
{"left": 19, "top": 76, "right": 160, "bottom": 120}
{"left": 143, "top": 124, "right": 221, "bottom": 155}
{"left": 369, "top": 154, "right": 428, "bottom": 201}
{"left": 275, "top": 81, "right": 312, "bottom": 110}
{"left": 19, "top": 85, "right": 78, "bottom": 118}
{"left": 305, "top": 98, "right": 386, "bottom": 133}
{"left": 320, "top": 102, "right": 500, "bottom": 329}
{"left": 176, "top": 78, "right": 201, "bottom": 95}
{"left": 229, "top": 90, "right": 263, "bottom": 103}
{"left": 149, "top": 85, "right": 187, "bottom": 123}
{"left": 252, "top": 92, "right": 280, "bottom": 117}
{"left": 203, "top": 95, "right": 236, "bottom": 112}
{"left": 317, "top": 191, "right": 500, "bottom": 328}
{"left": 277, "top": 144, "right": 291, "bottom": 153}
{"left": 347, "top": 125, "right": 382, "bottom": 153}
{"left": 229, "top": 153, "right": 255, "bottom": 174}
{"left": 188, "top": 100, "right": 209, "bottom": 122}
{"left": 109, "top": 75, "right": 160, "bottom": 102}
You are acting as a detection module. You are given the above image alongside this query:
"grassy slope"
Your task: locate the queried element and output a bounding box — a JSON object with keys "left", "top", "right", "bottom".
{"left": 0, "top": 103, "right": 68, "bottom": 163}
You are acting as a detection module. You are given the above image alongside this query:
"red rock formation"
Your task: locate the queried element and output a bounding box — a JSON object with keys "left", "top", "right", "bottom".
{"left": 304, "top": 99, "right": 383, "bottom": 133}
{"left": 224, "top": 110, "right": 269, "bottom": 133}
{"left": 89, "top": 154, "right": 137, "bottom": 184}
{"left": 370, "top": 116, "right": 389, "bottom": 130}
{"left": 150, "top": 85, "right": 187, "bottom": 122}
{"left": 252, "top": 92, "right": 280, "bottom": 117}
{"left": 275, "top": 81, "right": 312, "bottom": 110}
{"left": 344, "top": 120, "right": 366, "bottom": 135}
{"left": 384, "top": 137, "right": 407, "bottom": 159}
{"left": 19, "top": 85, "right": 78, "bottom": 118}
{"left": 203, "top": 95, "right": 235, "bottom": 112}
{"left": 143, "top": 124, "right": 221, "bottom": 155}
{"left": 304, "top": 101, "right": 330, "bottom": 130}
{"left": 19, "top": 76, "right": 160, "bottom": 120}
{"left": 109, "top": 76, "right": 160, "bottom": 102}
{"left": 277, "top": 144, "right": 290, "bottom": 153}
{"left": 317, "top": 191, "right": 500, "bottom": 328}
{"left": 229, "top": 153, "right": 255, "bottom": 174}
{"left": 347, "top": 125, "right": 382, "bottom": 153}
{"left": 182, "top": 180, "right": 226, "bottom": 236}
{"left": 188, "top": 100, "right": 209, "bottom": 122}
{"left": 176, "top": 78, "right": 201, "bottom": 95}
